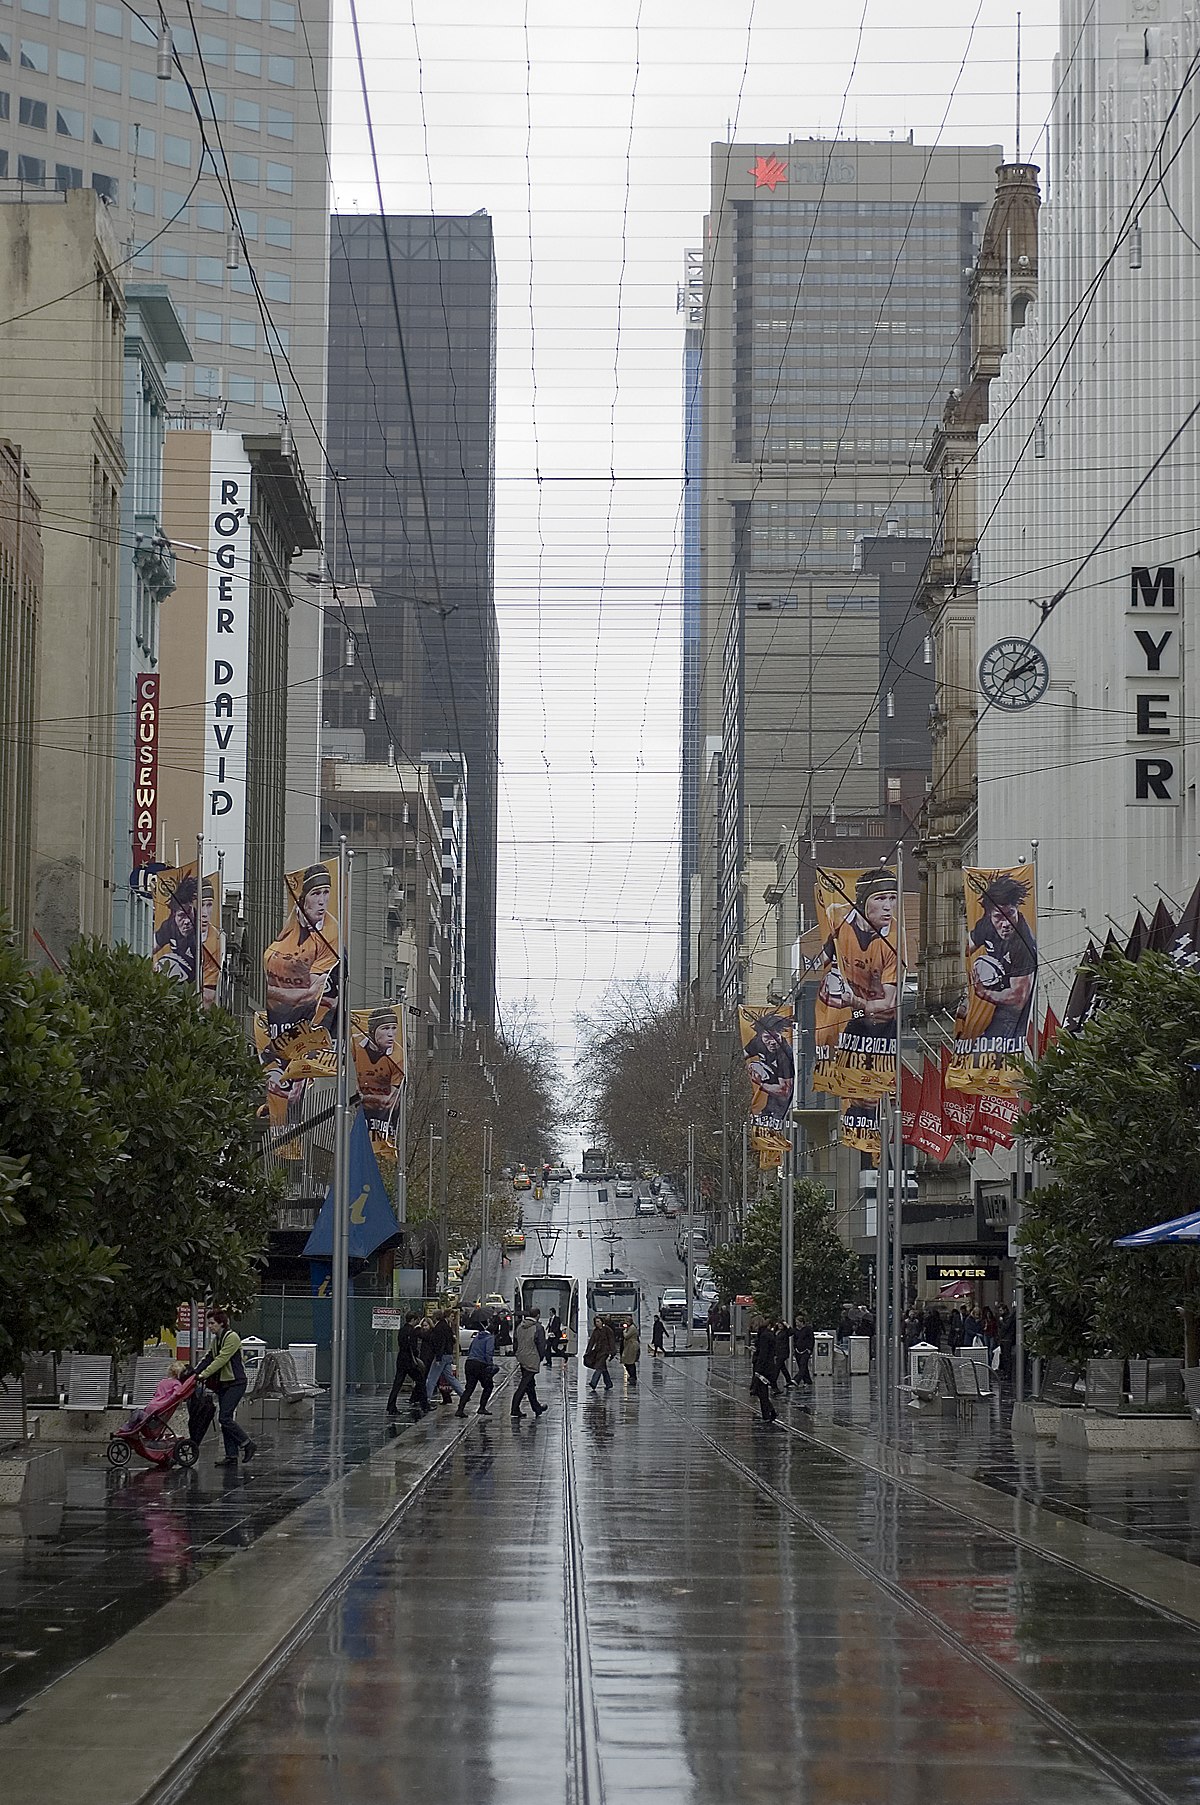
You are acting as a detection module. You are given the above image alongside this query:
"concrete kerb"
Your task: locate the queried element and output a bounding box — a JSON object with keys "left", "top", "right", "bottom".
{"left": 692, "top": 1359, "right": 1200, "bottom": 1634}
{"left": 0, "top": 1390, "right": 504, "bottom": 1805}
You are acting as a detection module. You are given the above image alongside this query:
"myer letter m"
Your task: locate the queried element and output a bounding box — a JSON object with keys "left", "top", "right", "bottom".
{"left": 1131, "top": 567, "right": 1176, "bottom": 610}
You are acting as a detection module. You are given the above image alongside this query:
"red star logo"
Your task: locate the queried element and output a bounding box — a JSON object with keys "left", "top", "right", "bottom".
{"left": 750, "top": 155, "right": 788, "bottom": 192}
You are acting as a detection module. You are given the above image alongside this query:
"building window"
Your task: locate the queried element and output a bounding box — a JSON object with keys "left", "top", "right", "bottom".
{"left": 92, "top": 56, "right": 120, "bottom": 90}
{"left": 262, "top": 269, "right": 290, "bottom": 303}
{"left": 266, "top": 106, "right": 291, "bottom": 140}
{"left": 55, "top": 46, "right": 83, "bottom": 78}
{"left": 91, "top": 114, "right": 118, "bottom": 147}
{"left": 202, "top": 0, "right": 229, "bottom": 9}
{"left": 195, "top": 199, "right": 223, "bottom": 231}
{"left": 56, "top": 107, "right": 82, "bottom": 139}
{"left": 239, "top": 208, "right": 257, "bottom": 236}
{"left": 132, "top": 179, "right": 155, "bottom": 214}
{"left": 54, "top": 161, "right": 81, "bottom": 188}
{"left": 266, "top": 52, "right": 292, "bottom": 83}
{"left": 20, "top": 0, "right": 49, "bottom": 13}
{"left": 268, "top": 0, "right": 295, "bottom": 27}
{"left": 228, "top": 315, "right": 255, "bottom": 347}
{"left": 93, "top": 2, "right": 121, "bottom": 35}
{"left": 161, "top": 246, "right": 187, "bottom": 279}
{"left": 18, "top": 93, "right": 45, "bottom": 125}
{"left": 262, "top": 381, "right": 285, "bottom": 411}
{"left": 163, "top": 133, "right": 193, "bottom": 167}
{"left": 0, "top": 152, "right": 8, "bottom": 178}
{"left": 129, "top": 67, "right": 156, "bottom": 100}
{"left": 162, "top": 186, "right": 190, "bottom": 221}
{"left": 228, "top": 372, "right": 254, "bottom": 404}
{"left": 18, "top": 35, "right": 46, "bottom": 67}
{"left": 229, "top": 151, "right": 257, "bottom": 182}
{"left": 265, "top": 159, "right": 291, "bottom": 194}
{"left": 193, "top": 309, "right": 221, "bottom": 341}
{"left": 57, "top": 0, "right": 85, "bottom": 18}
{"left": 266, "top": 322, "right": 288, "bottom": 352}
{"left": 199, "top": 146, "right": 226, "bottom": 176}
{"left": 17, "top": 152, "right": 44, "bottom": 181}
{"left": 195, "top": 255, "right": 223, "bottom": 285}
{"left": 235, "top": 0, "right": 260, "bottom": 15}
{"left": 164, "top": 78, "right": 188, "bottom": 110}
{"left": 129, "top": 123, "right": 155, "bottom": 157}
{"left": 198, "top": 31, "right": 226, "bottom": 64}
{"left": 0, "top": 32, "right": 9, "bottom": 59}
{"left": 264, "top": 213, "right": 290, "bottom": 248}
{"left": 233, "top": 41, "right": 259, "bottom": 74}
{"left": 132, "top": 244, "right": 154, "bottom": 269}
{"left": 232, "top": 97, "right": 258, "bottom": 130}
{"left": 228, "top": 265, "right": 252, "bottom": 293}
{"left": 196, "top": 86, "right": 224, "bottom": 121}
{"left": 193, "top": 365, "right": 220, "bottom": 398}
{"left": 129, "top": 11, "right": 154, "bottom": 44}
{"left": 91, "top": 170, "right": 117, "bottom": 201}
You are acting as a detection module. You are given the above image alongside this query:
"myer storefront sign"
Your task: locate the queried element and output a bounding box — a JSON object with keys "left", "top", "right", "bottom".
{"left": 204, "top": 434, "right": 252, "bottom": 887}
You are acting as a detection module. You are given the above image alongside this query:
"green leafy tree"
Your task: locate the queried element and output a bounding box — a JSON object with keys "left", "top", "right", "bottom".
{"left": 63, "top": 941, "right": 279, "bottom": 1355}
{"left": 1021, "top": 951, "right": 1200, "bottom": 1365}
{"left": 708, "top": 1179, "right": 860, "bottom": 1323}
{"left": 0, "top": 931, "right": 123, "bottom": 1373}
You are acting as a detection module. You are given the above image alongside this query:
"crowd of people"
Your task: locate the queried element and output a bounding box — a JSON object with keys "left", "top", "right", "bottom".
{"left": 901, "top": 1300, "right": 1017, "bottom": 1378}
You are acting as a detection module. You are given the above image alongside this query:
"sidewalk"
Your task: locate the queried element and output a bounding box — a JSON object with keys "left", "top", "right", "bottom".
{"left": 0, "top": 1389, "right": 444, "bottom": 1722}
{"left": 714, "top": 1359, "right": 1200, "bottom": 1572}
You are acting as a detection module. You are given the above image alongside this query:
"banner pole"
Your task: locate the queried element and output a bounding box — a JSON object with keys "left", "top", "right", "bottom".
{"left": 215, "top": 849, "right": 225, "bottom": 1010}
{"left": 741, "top": 1119, "right": 749, "bottom": 1241}
{"left": 892, "top": 843, "right": 906, "bottom": 1409}
{"left": 877, "top": 1094, "right": 890, "bottom": 1435}
{"left": 686, "top": 1121, "right": 695, "bottom": 1347}
{"left": 395, "top": 990, "right": 408, "bottom": 1226}
{"left": 194, "top": 832, "right": 204, "bottom": 1000}
{"left": 1015, "top": 838, "right": 1039, "bottom": 1403}
{"left": 330, "top": 838, "right": 351, "bottom": 1404}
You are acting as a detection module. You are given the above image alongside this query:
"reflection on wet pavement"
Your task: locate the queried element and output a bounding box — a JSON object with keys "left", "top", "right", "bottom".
{"left": 173, "top": 1361, "right": 1200, "bottom": 1805}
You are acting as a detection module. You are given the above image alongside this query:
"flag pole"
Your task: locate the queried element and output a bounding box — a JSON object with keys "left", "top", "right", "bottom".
{"left": 891, "top": 841, "right": 906, "bottom": 1412}
{"left": 194, "top": 832, "right": 204, "bottom": 1000}
{"left": 1015, "top": 839, "right": 1039, "bottom": 1404}
{"left": 330, "top": 839, "right": 352, "bottom": 1404}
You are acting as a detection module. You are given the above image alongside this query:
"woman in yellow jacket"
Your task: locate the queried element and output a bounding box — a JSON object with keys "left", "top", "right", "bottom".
{"left": 196, "top": 1308, "right": 256, "bottom": 1468}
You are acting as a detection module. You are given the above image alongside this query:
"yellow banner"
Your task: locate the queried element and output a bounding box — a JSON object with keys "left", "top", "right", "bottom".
{"left": 262, "top": 858, "right": 341, "bottom": 1079}
{"left": 946, "top": 865, "right": 1037, "bottom": 1097}
{"left": 737, "top": 1004, "right": 794, "bottom": 1164}
{"left": 352, "top": 1004, "right": 405, "bottom": 1151}
{"left": 812, "top": 866, "right": 899, "bottom": 1100}
{"left": 840, "top": 1099, "right": 881, "bottom": 1157}
{"left": 152, "top": 862, "right": 222, "bottom": 1006}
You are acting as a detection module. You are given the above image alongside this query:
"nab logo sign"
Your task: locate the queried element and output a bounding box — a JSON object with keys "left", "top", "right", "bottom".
{"left": 1127, "top": 567, "right": 1182, "bottom": 806}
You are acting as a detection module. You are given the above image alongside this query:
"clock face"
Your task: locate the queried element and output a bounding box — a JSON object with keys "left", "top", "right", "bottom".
{"left": 978, "top": 637, "right": 1050, "bottom": 711}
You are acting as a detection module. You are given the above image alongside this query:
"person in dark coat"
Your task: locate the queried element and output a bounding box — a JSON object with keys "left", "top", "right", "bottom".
{"left": 773, "top": 1320, "right": 794, "bottom": 1390}
{"left": 753, "top": 1320, "right": 775, "bottom": 1383}
{"left": 545, "top": 1311, "right": 564, "bottom": 1365}
{"left": 457, "top": 1317, "right": 497, "bottom": 1416}
{"left": 386, "top": 1312, "right": 430, "bottom": 1416}
{"left": 948, "top": 1307, "right": 963, "bottom": 1353}
{"left": 923, "top": 1305, "right": 942, "bottom": 1348}
{"left": 750, "top": 1323, "right": 778, "bottom": 1424}
{"left": 793, "top": 1320, "right": 814, "bottom": 1384}
{"left": 650, "top": 1313, "right": 666, "bottom": 1357}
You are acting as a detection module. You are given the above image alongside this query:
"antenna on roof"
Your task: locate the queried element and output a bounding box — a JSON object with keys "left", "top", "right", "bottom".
{"left": 1015, "top": 11, "right": 1022, "bottom": 162}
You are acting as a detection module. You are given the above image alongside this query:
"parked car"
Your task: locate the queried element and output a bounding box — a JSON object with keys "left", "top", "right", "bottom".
{"left": 615, "top": 1179, "right": 634, "bottom": 1199}
{"left": 635, "top": 1198, "right": 656, "bottom": 1218}
{"left": 551, "top": 1164, "right": 572, "bottom": 1182}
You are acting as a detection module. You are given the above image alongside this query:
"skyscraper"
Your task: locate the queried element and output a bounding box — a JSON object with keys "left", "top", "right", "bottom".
{"left": 0, "top": 0, "right": 331, "bottom": 870}
{"left": 691, "top": 139, "right": 999, "bottom": 1011}
{"left": 324, "top": 212, "right": 498, "bottom": 1028}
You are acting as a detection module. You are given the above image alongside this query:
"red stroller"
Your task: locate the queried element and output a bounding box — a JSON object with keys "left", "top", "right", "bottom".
{"left": 106, "top": 1367, "right": 216, "bottom": 1469}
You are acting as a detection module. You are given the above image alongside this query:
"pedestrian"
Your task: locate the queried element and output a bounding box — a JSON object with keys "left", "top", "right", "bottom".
{"left": 837, "top": 1307, "right": 854, "bottom": 1349}
{"left": 999, "top": 1303, "right": 1017, "bottom": 1382}
{"left": 584, "top": 1314, "right": 618, "bottom": 1393}
{"left": 923, "top": 1304, "right": 942, "bottom": 1348}
{"left": 750, "top": 1322, "right": 778, "bottom": 1424}
{"left": 650, "top": 1313, "right": 666, "bottom": 1357}
{"left": 948, "top": 1307, "right": 963, "bottom": 1353}
{"left": 511, "top": 1308, "right": 548, "bottom": 1418}
{"left": 458, "top": 1316, "right": 498, "bottom": 1417}
{"left": 981, "top": 1305, "right": 1000, "bottom": 1353}
{"left": 621, "top": 1317, "right": 641, "bottom": 1387}
{"left": 196, "top": 1307, "right": 256, "bottom": 1467}
{"left": 793, "top": 1319, "right": 814, "bottom": 1384}
{"left": 424, "top": 1311, "right": 465, "bottom": 1408}
{"left": 961, "top": 1307, "right": 981, "bottom": 1347}
{"left": 545, "top": 1310, "right": 563, "bottom": 1366}
{"left": 386, "top": 1311, "right": 430, "bottom": 1416}
{"left": 774, "top": 1320, "right": 794, "bottom": 1390}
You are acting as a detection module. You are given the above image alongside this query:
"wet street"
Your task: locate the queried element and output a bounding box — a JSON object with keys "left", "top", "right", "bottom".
{"left": 165, "top": 1182, "right": 1200, "bottom": 1805}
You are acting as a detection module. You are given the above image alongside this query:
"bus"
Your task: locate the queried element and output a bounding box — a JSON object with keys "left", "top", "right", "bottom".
{"left": 587, "top": 1277, "right": 642, "bottom": 1334}
{"left": 516, "top": 1273, "right": 580, "bottom": 1356}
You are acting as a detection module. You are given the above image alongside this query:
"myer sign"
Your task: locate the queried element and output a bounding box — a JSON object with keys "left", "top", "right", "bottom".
{"left": 204, "top": 434, "right": 252, "bottom": 886}
{"left": 1128, "top": 565, "right": 1183, "bottom": 806}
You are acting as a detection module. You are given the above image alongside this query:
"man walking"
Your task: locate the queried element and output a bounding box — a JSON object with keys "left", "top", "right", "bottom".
{"left": 511, "top": 1309, "right": 548, "bottom": 1418}
{"left": 424, "top": 1311, "right": 464, "bottom": 1408}
{"left": 584, "top": 1314, "right": 618, "bottom": 1394}
{"left": 458, "top": 1316, "right": 497, "bottom": 1417}
{"left": 386, "top": 1312, "right": 429, "bottom": 1417}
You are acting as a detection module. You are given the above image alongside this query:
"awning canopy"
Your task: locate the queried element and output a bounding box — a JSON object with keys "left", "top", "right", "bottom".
{"left": 1114, "top": 1209, "right": 1200, "bottom": 1247}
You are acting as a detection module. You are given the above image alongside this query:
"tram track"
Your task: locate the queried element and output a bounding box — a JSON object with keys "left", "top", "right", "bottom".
{"left": 652, "top": 1372, "right": 1180, "bottom": 1805}
{"left": 560, "top": 1364, "right": 606, "bottom": 1805}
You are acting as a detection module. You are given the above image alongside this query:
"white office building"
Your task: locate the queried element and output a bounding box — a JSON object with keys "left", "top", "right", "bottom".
{"left": 977, "top": 0, "right": 1200, "bottom": 1003}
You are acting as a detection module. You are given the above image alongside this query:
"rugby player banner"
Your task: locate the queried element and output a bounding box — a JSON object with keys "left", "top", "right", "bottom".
{"left": 151, "top": 862, "right": 223, "bottom": 1007}
{"left": 352, "top": 1004, "right": 406, "bottom": 1152}
{"left": 812, "top": 866, "right": 899, "bottom": 1101}
{"left": 261, "top": 858, "right": 341, "bottom": 1082}
{"left": 840, "top": 1098, "right": 880, "bottom": 1157}
{"left": 946, "top": 865, "right": 1037, "bottom": 1099}
{"left": 737, "top": 1004, "right": 795, "bottom": 1167}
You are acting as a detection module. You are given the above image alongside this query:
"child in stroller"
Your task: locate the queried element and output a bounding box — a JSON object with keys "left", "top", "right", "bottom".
{"left": 106, "top": 1361, "right": 217, "bottom": 1469}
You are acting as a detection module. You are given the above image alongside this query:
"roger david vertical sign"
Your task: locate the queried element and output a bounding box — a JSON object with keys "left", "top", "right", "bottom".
{"left": 1128, "top": 565, "right": 1183, "bottom": 805}
{"left": 132, "top": 672, "right": 160, "bottom": 866}
{"left": 205, "top": 434, "right": 252, "bottom": 887}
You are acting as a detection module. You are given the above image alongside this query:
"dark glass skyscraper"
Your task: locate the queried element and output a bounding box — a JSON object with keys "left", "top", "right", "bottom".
{"left": 324, "top": 213, "right": 498, "bottom": 1026}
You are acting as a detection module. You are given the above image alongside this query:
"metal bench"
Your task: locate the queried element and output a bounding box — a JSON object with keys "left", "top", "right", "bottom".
{"left": 0, "top": 1375, "right": 27, "bottom": 1445}
{"left": 62, "top": 1355, "right": 112, "bottom": 1413}
{"left": 950, "top": 1355, "right": 993, "bottom": 1416}
{"left": 130, "top": 1352, "right": 174, "bottom": 1407}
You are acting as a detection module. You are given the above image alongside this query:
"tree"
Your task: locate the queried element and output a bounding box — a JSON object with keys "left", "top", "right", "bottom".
{"left": 62, "top": 941, "right": 280, "bottom": 1355}
{"left": 1021, "top": 951, "right": 1200, "bottom": 1366}
{"left": 0, "top": 930, "right": 123, "bottom": 1373}
{"left": 708, "top": 1179, "right": 860, "bottom": 1323}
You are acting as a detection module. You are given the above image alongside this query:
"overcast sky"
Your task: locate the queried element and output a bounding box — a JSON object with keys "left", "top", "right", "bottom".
{"left": 330, "top": 0, "right": 1060, "bottom": 1061}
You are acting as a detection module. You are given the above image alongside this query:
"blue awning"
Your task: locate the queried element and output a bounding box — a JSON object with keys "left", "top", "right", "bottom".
{"left": 1114, "top": 1209, "right": 1200, "bottom": 1247}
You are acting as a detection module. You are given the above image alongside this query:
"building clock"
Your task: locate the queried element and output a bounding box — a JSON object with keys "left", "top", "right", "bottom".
{"left": 977, "top": 637, "right": 1050, "bottom": 710}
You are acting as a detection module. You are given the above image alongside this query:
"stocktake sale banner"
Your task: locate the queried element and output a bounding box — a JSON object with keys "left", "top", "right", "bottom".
{"left": 737, "top": 1004, "right": 794, "bottom": 1168}
{"left": 946, "top": 865, "right": 1037, "bottom": 1098}
{"left": 812, "top": 866, "right": 899, "bottom": 1101}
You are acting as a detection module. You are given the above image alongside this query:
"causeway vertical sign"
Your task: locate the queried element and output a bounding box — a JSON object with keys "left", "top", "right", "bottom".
{"left": 132, "top": 671, "right": 160, "bottom": 865}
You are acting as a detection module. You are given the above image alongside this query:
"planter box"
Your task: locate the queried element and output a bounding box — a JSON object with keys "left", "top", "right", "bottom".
{"left": 0, "top": 1444, "right": 66, "bottom": 1504}
{"left": 1057, "top": 1409, "right": 1200, "bottom": 1454}
{"left": 1012, "top": 1400, "right": 1069, "bottom": 1441}
{"left": 32, "top": 1407, "right": 127, "bottom": 1444}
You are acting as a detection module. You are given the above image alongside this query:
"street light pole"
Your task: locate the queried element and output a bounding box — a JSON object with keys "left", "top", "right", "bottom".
{"left": 395, "top": 991, "right": 407, "bottom": 1226}
{"left": 686, "top": 1121, "right": 696, "bottom": 1346}
{"left": 438, "top": 1072, "right": 450, "bottom": 1290}
{"left": 481, "top": 1120, "right": 492, "bottom": 1299}
{"left": 330, "top": 837, "right": 353, "bottom": 1404}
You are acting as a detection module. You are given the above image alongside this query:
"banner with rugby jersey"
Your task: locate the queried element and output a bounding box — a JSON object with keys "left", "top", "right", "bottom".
{"left": 261, "top": 858, "right": 341, "bottom": 1081}
{"left": 737, "top": 1004, "right": 795, "bottom": 1166}
{"left": 945, "top": 865, "right": 1037, "bottom": 1098}
{"left": 151, "top": 862, "right": 223, "bottom": 1006}
{"left": 351, "top": 1004, "right": 406, "bottom": 1152}
{"left": 812, "top": 866, "right": 900, "bottom": 1100}
{"left": 840, "top": 1098, "right": 880, "bottom": 1158}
